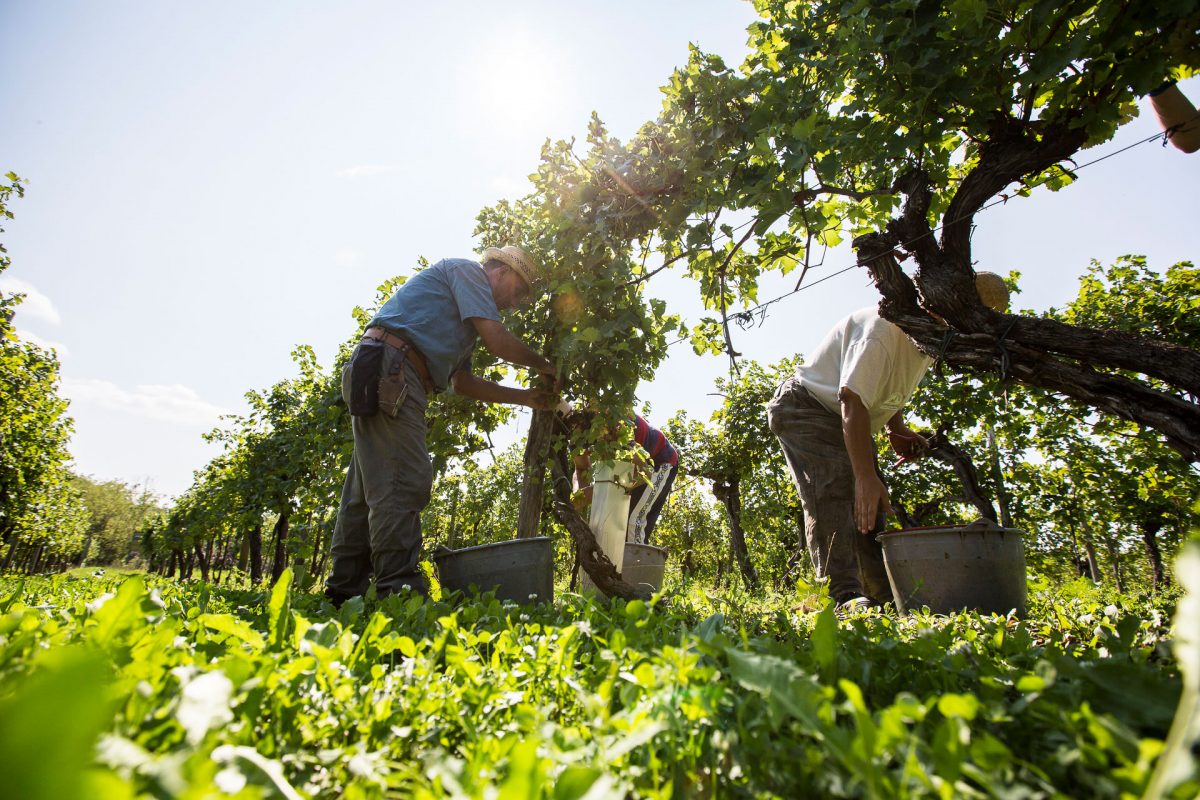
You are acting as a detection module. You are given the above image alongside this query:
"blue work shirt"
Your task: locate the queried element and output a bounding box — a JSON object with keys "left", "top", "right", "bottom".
{"left": 367, "top": 259, "right": 501, "bottom": 392}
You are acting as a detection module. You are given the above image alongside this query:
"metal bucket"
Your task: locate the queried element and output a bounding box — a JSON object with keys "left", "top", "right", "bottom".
{"left": 433, "top": 537, "right": 554, "bottom": 605}
{"left": 878, "top": 526, "right": 1027, "bottom": 616}
{"left": 623, "top": 543, "right": 669, "bottom": 592}
{"left": 579, "top": 542, "right": 669, "bottom": 597}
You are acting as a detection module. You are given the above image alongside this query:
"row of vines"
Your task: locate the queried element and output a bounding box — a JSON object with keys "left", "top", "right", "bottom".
{"left": 4, "top": 1, "right": 1199, "bottom": 594}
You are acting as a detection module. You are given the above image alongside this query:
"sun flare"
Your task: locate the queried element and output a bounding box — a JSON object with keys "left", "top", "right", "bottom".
{"left": 473, "top": 30, "right": 564, "bottom": 135}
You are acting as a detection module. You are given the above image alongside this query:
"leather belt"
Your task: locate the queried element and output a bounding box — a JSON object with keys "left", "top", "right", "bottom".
{"left": 363, "top": 326, "right": 434, "bottom": 393}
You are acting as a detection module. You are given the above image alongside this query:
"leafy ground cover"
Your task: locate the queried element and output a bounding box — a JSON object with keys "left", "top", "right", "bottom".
{"left": 0, "top": 569, "right": 1195, "bottom": 799}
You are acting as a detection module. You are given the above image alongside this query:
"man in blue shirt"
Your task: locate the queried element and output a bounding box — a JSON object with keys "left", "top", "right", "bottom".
{"left": 325, "top": 245, "right": 557, "bottom": 604}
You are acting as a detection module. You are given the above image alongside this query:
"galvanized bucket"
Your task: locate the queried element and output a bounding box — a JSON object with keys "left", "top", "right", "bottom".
{"left": 623, "top": 543, "right": 669, "bottom": 593}
{"left": 878, "top": 525, "right": 1027, "bottom": 616}
{"left": 579, "top": 542, "right": 669, "bottom": 597}
{"left": 433, "top": 537, "right": 554, "bottom": 605}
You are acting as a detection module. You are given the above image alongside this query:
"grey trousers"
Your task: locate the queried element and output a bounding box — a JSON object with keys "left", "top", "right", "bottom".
{"left": 766, "top": 377, "right": 892, "bottom": 602}
{"left": 325, "top": 348, "right": 433, "bottom": 602}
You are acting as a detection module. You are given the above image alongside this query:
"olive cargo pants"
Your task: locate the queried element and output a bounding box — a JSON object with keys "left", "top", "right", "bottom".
{"left": 766, "top": 377, "right": 892, "bottom": 603}
{"left": 325, "top": 345, "right": 433, "bottom": 602}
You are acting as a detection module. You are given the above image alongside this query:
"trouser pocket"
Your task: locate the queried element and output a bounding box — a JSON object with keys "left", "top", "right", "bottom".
{"left": 378, "top": 344, "right": 409, "bottom": 418}
{"left": 347, "top": 339, "right": 386, "bottom": 416}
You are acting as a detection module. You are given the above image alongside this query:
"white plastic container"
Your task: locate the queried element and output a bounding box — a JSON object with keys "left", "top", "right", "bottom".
{"left": 579, "top": 460, "right": 632, "bottom": 595}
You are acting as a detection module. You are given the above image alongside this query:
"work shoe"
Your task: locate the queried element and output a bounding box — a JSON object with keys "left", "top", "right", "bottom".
{"left": 834, "top": 594, "right": 880, "bottom": 617}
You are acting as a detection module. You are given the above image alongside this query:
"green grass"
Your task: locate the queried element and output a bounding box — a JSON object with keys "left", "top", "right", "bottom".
{"left": 0, "top": 569, "right": 1195, "bottom": 799}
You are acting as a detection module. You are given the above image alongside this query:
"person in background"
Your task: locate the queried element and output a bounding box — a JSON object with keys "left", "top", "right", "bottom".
{"left": 568, "top": 410, "right": 679, "bottom": 546}
{"left": 325, "top": 246, "right": 557, "bottom": 605}
{"left": 1148, "top": 81, "right": 1200, "bottom": 154}
{"left": 766, "top": 273, "right": 1011, "bottom": 612}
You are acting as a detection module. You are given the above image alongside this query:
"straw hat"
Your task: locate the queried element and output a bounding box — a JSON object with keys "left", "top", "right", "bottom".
{"left": 481, "top": 245, "right": 539, "bottom": 287}
{"left": 974, "top": 271, "right": 1010, "bottom": 313}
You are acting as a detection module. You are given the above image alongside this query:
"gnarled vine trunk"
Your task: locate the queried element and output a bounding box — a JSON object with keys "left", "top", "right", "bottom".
{"left": 193, "top": 542, "right": 210, "bottom": 582}
{"left": 925, "top": 429, "right": 997, "bottom": 523}
{"left": 712, "top": 478, "right": 759, "bottom": 591}
{"left": 1139, "top": 516, "right": 1169, "bottom": 590}
{"left": 854, "top": 129, "right": 1200, "bottom": 463}
{"left": 548, "top": 437, "right": 651, "bottom": 600}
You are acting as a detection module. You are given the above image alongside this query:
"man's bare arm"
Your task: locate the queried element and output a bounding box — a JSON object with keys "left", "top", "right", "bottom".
{"left": 1150, "top": 83, "right": 1200, "bottom": 154}
{"left": 839, "top": 387, "right": 892, "bottom": 534}
{"left": 469, "top": 318, "right": 556, "bottom": 376}
{"left": 450, "top": 371, "right": 554, "bottom": 409}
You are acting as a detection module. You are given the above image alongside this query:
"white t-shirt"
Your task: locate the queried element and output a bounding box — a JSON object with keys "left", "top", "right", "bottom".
{"left": 796, "top": 307, "right": 934, "bottom": 434}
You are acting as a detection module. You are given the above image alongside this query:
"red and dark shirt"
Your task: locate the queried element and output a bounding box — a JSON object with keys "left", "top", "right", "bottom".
{"left": 634, "top": 415, "right": 678, "bottom": 467}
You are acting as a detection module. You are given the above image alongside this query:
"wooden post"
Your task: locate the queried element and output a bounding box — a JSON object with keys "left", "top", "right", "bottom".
{"left": 517, "top": 409, "right": 555, "bottom": 539}
{"left": 249, "top": 524, "right": 263, "bottom": 585}
{"left": 270, "top": 511, "right": 289, "bottom": 585}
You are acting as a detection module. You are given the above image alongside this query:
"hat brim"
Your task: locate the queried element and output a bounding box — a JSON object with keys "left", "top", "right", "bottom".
{"left": 482, "top": 246, "right": 536, "bottom": 287}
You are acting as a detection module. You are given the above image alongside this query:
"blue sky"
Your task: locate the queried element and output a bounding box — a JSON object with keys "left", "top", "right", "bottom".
{"left": 2, "top": 2, "right": 1197, "bottom": 498}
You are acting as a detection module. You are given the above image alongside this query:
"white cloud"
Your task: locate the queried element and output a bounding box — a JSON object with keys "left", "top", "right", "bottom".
{"left": 0, "top": 277, "right": 61, "bottom": 324}
{"left": 61, "top": 379, "right": 230, "bottom": 427}
{"left": 335, "top": 164, "right": 396, "bottom": 178}
{"left": 335, "top": 249, "right": 362, "bottom": 268}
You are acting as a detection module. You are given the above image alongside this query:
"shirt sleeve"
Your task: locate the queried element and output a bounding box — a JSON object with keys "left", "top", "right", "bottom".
{"left": 447, "top": 261, "right": 501, "bottom": 324}
{"left": 839, "top": 337, "right": 895, "bottom": 412}
{"left": 452, "top": 351, "right": 473, "bottom": 377}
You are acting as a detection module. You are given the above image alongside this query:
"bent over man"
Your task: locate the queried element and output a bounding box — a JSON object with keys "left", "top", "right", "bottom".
{"left": 767, "top": 273, "right": 1010, "bottom": 611}
{"left": 572, "top": 414, "right": 679, "bottom": 546}
{"left": 325, "top": 246, "right": 556, "bottom": 605}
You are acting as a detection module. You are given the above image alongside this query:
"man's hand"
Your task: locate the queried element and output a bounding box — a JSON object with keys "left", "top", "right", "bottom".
{"left": 533, "top": 366, "right": 560, "bottom": 397}
{"left": 532, "top": 357, "right": 557, "bottom": 380}
{"left": 886, "top": 424, "right": 928, "bottom": 466}
{"left": 521, "top": 387, "right": 558, "bottom": 411}
{"left": 854, "top": 472, "right": 892, "bottom": 535}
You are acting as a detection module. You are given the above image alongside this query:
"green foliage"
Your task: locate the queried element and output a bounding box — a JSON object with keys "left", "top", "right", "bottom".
{"left": 423, "top": 445, "right": 524, "bottom": 553}
{"left": 0, "top": 171, "right": 88, "bottom": 571}
{"left": 70, "top": 475, "right": 163, "bottom": 567}
{"left": 884, "top": 257, "right": 1200, "bottom": 588}
{"left": 150, "top": 0, "right": 1200, "bottom": 591}
{"left": 666, "top": 359, "right": 804, "bottom": 587}
{"left": 642, "top": 476, "right": 731, "bottom": 587}
{"left": 1146, "top": 537, "right": 1200, "bottom": 796}
{"left": 474, "top": 117, "right": 684, "bottom": 458}
{"left": 0, "top": 571, "right": 1195, "bottom": 797}
{"left": 652, "top": 0, "right": 1199, "bottom": 263}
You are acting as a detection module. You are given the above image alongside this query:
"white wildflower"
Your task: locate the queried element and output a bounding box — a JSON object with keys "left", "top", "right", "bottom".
{"left": 214, "top": 766, "right": 247, "bottom": 794}
{"left": 176, "top": 669, "right": 234, "bottom": 744}
{"left": 86, "top": 592, "right": 116, "bottom": 613}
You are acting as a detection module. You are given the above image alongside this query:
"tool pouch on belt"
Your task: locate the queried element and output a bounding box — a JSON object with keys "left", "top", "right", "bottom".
{"left": 347, "top": 339, "right": 385, "bottom": 416}
{"left": 377, "top": 344, "right": 409, "bottom": 418}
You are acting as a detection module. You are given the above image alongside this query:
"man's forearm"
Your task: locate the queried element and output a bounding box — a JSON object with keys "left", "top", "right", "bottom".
{"left": 839, "top": 391, "right": 877, "bottom": 480}
{"left": 1151, "top": 83, "right": 1200, "bottom": 154}
{"left": 472, "top": 319, "right": 553, "bottom": 372}
{"left": 491, "top": 330, "right": 549, "bottom": 371}
{"left": 451, "top": 372, "right": 528, "bottom": 406}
